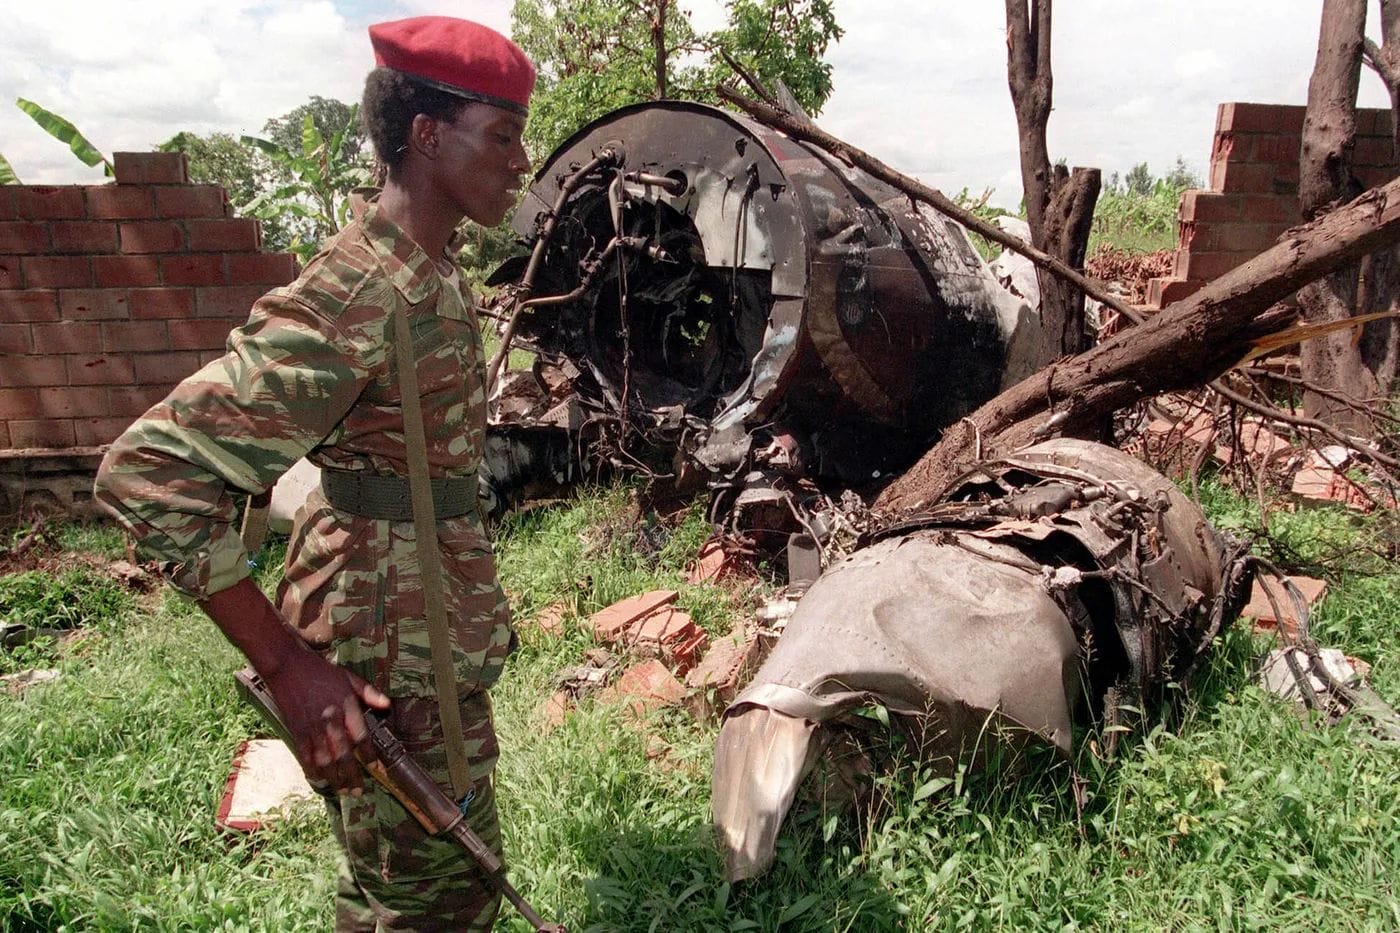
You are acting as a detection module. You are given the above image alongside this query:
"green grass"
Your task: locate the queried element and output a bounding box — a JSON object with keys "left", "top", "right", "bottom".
{"left": 3, "top": 479, "right": 1399, "bottom": 930}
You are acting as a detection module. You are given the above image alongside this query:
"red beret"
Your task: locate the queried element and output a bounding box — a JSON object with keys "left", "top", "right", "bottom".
{"left": 369, "top": 16, "right": 535, "bottom": 116}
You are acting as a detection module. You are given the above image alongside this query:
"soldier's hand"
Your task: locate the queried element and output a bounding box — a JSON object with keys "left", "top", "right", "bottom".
{"left": 264, "top": 650, "right": 392, "bottom": 795}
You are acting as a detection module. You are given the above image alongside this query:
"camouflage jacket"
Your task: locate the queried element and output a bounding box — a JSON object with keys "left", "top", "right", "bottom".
{"left": 95, "top": 203, "right": 513, "bottom": 697}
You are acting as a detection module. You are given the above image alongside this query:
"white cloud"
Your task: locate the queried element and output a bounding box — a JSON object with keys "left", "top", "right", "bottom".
{"left": 1, "top": 0, "right": 1394, "bottom": 203}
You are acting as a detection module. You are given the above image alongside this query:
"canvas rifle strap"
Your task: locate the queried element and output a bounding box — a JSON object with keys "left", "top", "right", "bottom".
{"left": 393, "top": 306, "right": 474, "bottom": 800}
{"left": 239, "top": 491, "right": 272, "bottom": 557}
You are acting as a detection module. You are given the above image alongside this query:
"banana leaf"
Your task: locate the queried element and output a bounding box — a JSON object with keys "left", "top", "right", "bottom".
{"left": 15, "top": 98, "right": 112, "bottom": 174}
{"left": 0, "top": 151, "right": 19, "bottom": 185}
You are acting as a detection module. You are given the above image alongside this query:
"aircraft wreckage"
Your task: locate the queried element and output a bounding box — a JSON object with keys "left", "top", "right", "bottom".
{"left": 480, "top": 102, "right": 1257, "bottom": 881}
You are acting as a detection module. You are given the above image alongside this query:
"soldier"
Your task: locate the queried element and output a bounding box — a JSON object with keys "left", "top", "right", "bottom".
{"left": 94, "top": 16, "right": 534, "bottom": 931}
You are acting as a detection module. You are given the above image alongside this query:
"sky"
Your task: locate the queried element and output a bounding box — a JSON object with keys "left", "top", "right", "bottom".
{"left": 1, "top": 1, "right": 1393, "bottom": 210}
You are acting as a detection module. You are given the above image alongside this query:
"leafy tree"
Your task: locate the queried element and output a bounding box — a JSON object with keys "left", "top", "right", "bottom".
{"left": 157, "top": 131, "right": 297, "bottom": 248}
{"left": 511, "top": 0, "right": 842, "bottom": 156}
{"left": 241, "top": 107, "right": 372, "bottom": 262}
{"left": 1122, "top": 161, "right": 1153, "bottom": 196}
{"left": 262, "top": 95, "right": 366, "bottom": 163}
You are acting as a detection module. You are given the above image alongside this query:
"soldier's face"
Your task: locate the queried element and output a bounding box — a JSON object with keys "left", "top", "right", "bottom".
{"left": 434, "top": 103, "right": 530, "bottom": 227}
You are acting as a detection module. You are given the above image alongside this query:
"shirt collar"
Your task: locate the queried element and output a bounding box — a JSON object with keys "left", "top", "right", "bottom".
{"left": 356, "top": 196, "right": 451, "bottom": 306}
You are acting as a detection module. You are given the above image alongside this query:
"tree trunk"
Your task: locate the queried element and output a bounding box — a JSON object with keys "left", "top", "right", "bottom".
{"left": 1298, "top": 0, "right": 1393, "bottom": 430}
{"left": 876, "top": 176, "right": 1400, "bottom": 513}
{"left": 651, "top": 0, "right": 669, "bottom": 99}
{"left": 1005, "top": 0, "right": 1101, "bottom": 356}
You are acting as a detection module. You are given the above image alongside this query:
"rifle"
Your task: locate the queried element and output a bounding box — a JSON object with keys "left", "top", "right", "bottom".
{"left": 234, "top": 668, "right": 565, "bottom": 933}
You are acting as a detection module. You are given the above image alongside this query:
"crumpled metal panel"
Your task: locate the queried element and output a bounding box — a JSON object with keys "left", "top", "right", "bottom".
{"left": 502, "top": 102, "right": 1033, "bottom": 483}
{"left": 712, "top": 439, "right": 1245, "bottom": 881}
{"left": 714, "top": 533, "right": 1080, "bottom": 881}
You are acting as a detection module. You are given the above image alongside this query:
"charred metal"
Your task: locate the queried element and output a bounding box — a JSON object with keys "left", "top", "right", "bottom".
{"left": 488, "top": 102, "right": 1042, "bottom": 493}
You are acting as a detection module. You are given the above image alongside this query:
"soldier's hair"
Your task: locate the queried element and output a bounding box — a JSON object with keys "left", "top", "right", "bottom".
{"left": 361, "top": 67, "right": 471, "bottom": 171}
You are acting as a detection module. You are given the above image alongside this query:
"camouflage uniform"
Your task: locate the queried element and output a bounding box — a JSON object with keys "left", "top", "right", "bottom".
{"left": 95, "top": 202, "right": 514, "bottom": 931}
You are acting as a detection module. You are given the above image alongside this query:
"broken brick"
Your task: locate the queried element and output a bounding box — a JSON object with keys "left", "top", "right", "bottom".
{"left": 538, "top": 689, "right": 572, "bottom": 730}
{"left": 531, "top": 603, "right": 568, "bottom": 636}
{"left": 685, "top": 629, "right": 762, "bottom": 718}
{"left": 599, "top": 658, "right": 687, "bottom": 718}
{"left": 626, "top": 606, "right": 709, "bottom": 674}
{"left": 686, "top": 539, "right": 734, "bottom": 584}
{"left": 1242, "top": 575, "right": 1328, "bottom": 640}
{"left": 590, "top": 590, "right": 678, "bottom": 644}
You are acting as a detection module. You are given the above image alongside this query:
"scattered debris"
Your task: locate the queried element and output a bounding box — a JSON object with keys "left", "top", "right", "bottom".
{"left": 1259, "top": 643, "right": 1400, "bottom": 743}
{"left": 529, "top": 603, "right": 569, "bottom": 637}
{"left": 598, "top": 659, "right": 688, "bottom": 719}
{"left": 215, "top": 738, "right": 317, "bottom": 833}
{"left": 685, "top": 538, "right": 744, "bottom": 585}
{"left": 590, "top": 590, "right": 678, "bottom": 643}
{"left": 1241, "top": 575, "right": 1328, "bottom": 639}
{"left": 627, "top": 606, "right": 708, "bottom": 675}
{"left": 1, "top": 668, "right": 61, "bottom": 696}
{"left": 712, "top": 439, "right": 1253, "bottom": 881}
{"left": 685, "top": 629, "right": 763, "bottom": 720}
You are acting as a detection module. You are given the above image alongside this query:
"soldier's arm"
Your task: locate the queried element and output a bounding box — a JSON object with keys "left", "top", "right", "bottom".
{"left": 199, "top": 576, "right": 389, "bottom": 794}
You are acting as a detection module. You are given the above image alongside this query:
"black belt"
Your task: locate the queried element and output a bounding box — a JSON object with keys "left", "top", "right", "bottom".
{"left": 320, "top": 467, "right": 478, "bottom": 522}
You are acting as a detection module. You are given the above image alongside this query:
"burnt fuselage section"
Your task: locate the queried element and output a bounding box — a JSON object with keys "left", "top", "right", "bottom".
{"left": 500, "top": 102, "right": 1022, "bottom": 484}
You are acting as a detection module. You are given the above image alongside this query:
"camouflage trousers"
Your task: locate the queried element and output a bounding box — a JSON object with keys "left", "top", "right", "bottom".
{"left": 326, "top": 691, "right": 502, "bottom": 932}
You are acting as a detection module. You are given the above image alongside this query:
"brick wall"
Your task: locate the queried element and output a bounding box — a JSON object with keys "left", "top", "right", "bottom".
{"left": 0, "top": 151, "right": 297, "bottom": 518}
{"left": 1145, "top": 102, "right": 1397, "bottom": 308}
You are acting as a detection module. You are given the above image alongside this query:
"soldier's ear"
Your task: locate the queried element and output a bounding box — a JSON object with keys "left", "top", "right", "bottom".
{"left": 407, "top": 114, "right": 441, "bottom": 161}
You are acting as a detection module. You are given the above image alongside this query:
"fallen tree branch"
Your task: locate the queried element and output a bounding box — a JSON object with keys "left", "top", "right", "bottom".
{"left": 1243, "top": 365, "right": 1400, "bottom": 427}
{"left": 1211, "top": 380, "right": 1400, "bottom": 474}
{"left": 716, "top": 84, "right": 1146, "bottom": 328}
{"left": 876, "top": 175, "right": 1400, "bottom": 513}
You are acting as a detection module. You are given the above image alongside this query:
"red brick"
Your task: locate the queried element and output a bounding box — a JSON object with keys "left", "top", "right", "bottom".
{"left": 74, "top": 417, "right": 136, "bottom": 447}
{"left": 186, "top": 218, "right": 260, "bottom": 252}
{"left": 1217, "top": 103, "right": 1306, "bottom": 134}
{"left": 21, "top": 256, "right": 92, "bottom": 288}
{"left": 13, "top": 186, "right": 86, "bottom": 219}
{"left": 113, "top": 152, "right": 188, "bottom": 185}
{"left": 1198, "top": 222, "right": 1283, "bottom": 254}
{"left": 0, "top": 187, "right": 14, "bottom": 221}
{"left": 1249, "top": 134, "right": 1299, "bottom": 165}
{"left": 128, "top": 287, "right": 194, "bottom": 319}
{"left": 85, "top": 185, "right": 157, "bottom": 220}
{"left": 109, "top": 385, "right": 169, "bottom": 416}
{"left": 0, "top": 221, "right": 51, "bottom": 254}
{"left": 198, "top": 349, "right": 225, "bottom": 366}
{"left": 1238, "top": 194, "right": 1299, "bottom": 225}
{"left": 0, "top": 325, "right": 32, "bottom": 354}
{"left": 133, "top": 351, "right": 202, "bottom": 384}
{"left": 195, "top": 285, "right": 263, "bottom": 318}
{"left": 94, "top": 254, "right": 161, "bottom": 287}
{"left": 31, "top": 322, "right": 102, "bottom": 355}
{"left": 37, "top": 386, "right": 108, "bottom": 417}
{"left": 684, "top": 630, "right": 761, "bottom": 717}
{"left": 1214, "top": 161, "right": 1285, "bottom": 195}
{"left": 0, "top": 388, "right": 40, "bottom": 418}
{"left": 226, "top": 252, "right": 297, "bottom": 285}
{"left": 1179, "top": 190, "right": 1240, "bottom": 223}
{"left": 119, "top": 220, "right": 186, "bottom": 254}
{"left": 155, "top": 186, "right": 228, "bottom": 219}
{"left": 66, "top": 354, "right": 135, "bottom": 386}
{"left": 591, "top": 590, "right": 678, "bottom": 644}
{"left": 1, "top": 355, "right": 66, "bottom": 387}
{"left": 1145, "top": 277, "right": 1203, "bottom": 309}
{"left": 0, "top": 289, "right": 59, "bottom": 322}
{"left": 1356, "top": 167, "right": 1399, "bottom": 191}
{"left": 50, "top": 221, "right": 118, "bottom": 254}
{"left": 161, "top": 254, "right": 225, "bottom": 286}
{"left": 1373, "top": 108, "right": 1393, "bottom": 139}
{"left": 601, "top": 659, "right": 688, "bottom": 718}
{"left": 0, "top": 421, "right": 9, "bottom": 448}
{"left": 1354, "top": 135, "right": 1395, "bottom": 169}
{"left": 102, "top": 320, "right": 166, "bottom": 352}
{"left": 168, "top": 319, "right": 234, "bottom": 350}
{"left": 9, "top": 419, "right": 76, "bottom": 448}
{"left": 1180, "top": 250, "right": 1251, "bottom": 281}
{"left": 60, "top": 289, "right": 130, "bottom": 321}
